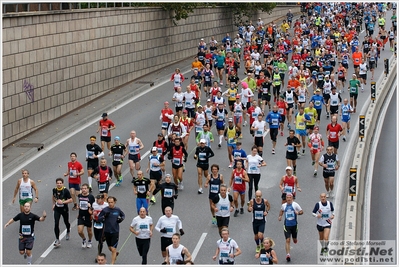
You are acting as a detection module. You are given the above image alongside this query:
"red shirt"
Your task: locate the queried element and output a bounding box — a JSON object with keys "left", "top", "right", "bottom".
{"left": 291, "top": 54, "right": 301, "bottom": 66}
{"left": 161, "top": 108, "right": 174, "bottom": 123}
{"left": 232, "top": 168, "right": 246, "bottom": 192}
{"left": 99, "top": 119, "right": 115, "bottom": 138}
{"left": 190, "top": 84, "right": 200, "bottom": 99}
{"left": 68, "top": 161, "right": 83, "bottom": 185}
{"left": 326, "top": 123, "right": 343, "bottom": 142}
{"left": 277, "top": 101, "right": 287, "bottom": 116}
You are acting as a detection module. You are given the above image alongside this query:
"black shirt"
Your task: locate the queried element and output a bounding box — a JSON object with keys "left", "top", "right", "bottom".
{"left": 86, "top": 143, "right": 103, "bottom": 162}
{"left": 77, "top": 193, "right": 95, "bottom": 218}
{"left": 13, "top": 212, "right": 41, "bottom": 236}
{"left": 195, "top": 146, "right": 215, "bottom": 165}
{"left": 132, "top": 178, "right": 152, "bottom": 199}
{"left": 52, "top": 187, "right": 72, "bottom": 209}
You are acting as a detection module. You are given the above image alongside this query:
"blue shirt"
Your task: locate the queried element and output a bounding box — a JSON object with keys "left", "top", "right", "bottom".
{"left": 310, "top": 95, "right": 325, "bottom": 110}
{"left": 98, "top": 206, "right": 125, "bottom": 234}
{"left": 266, "top": 111, "right": 282, "bottom": 129}
{"left": 232, "top": 148, "right": 247, "bottom": 168}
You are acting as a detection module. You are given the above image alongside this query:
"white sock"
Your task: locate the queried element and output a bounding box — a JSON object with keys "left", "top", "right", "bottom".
{"left": 88, "top": 177, "right": 92, "bottom": 187}
{"left": 219, "top": 135, "right": 223, "bottom": 144}
{"left": 27, "top": 255, "right": 32, "bottom": 264}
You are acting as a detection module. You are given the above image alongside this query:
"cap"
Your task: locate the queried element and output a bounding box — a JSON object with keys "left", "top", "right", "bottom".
{"left": 201, "top": 38, "right": 204, "bottom": 41}
{"left": 198, "top": 105, "right": 203, "bottom": 108}
{"left": 316, "top": 89, "right": 321, "bottom": 92}
{"left": 165, "top": 173, "right": 171, "bottom": 177}
{"left": 325, "top": 74, "right": 329, "bottom": 78}
{"left": 241, "top": 82, "right": 248, "bottom": 89}
{"left": 207, "top": 99, "right": 211, "bottom": 102}
{"left": 183, "top": 109, "right": 188, "bottom": 114}
{"left": 158, "top": 133, "right": 163, "bottom": 137}
{"left": 114, "top": 136, "right": 120, "bottom": 141}
{"left": 279, "top": 58, "right": 283, "bottom": 61}
{"left": 101, "top": 112, "right": 108, "bottom": 117}
{"left": 285, "top": 166, "right": 293, "bottom": 171}
{"left": 314, "top": 126, "right": 319, "bottom": 130}
{"left": 96, "top": 194, "right": 104, "bottom": 199}
{"left": 236, "top": 94, "right": 240, "bottom": 99}
{"left": 200, "top": 139, "right": 206, "bottom": 143}
{"left": 228, "top": 118, "right": 233, "bottom": 122}
{"left": 151, "top": 146, "right": 157, "bottom": 152}
{"left": 164, "top": 101, "right": 169, "bottom": 105}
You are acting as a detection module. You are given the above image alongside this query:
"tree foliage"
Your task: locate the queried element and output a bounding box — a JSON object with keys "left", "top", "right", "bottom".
{"left": 222, "top": 3, "right": 278, "bottom": 26}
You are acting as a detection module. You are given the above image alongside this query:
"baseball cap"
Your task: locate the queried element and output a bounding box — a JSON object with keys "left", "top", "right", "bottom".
{"left": 96, "top": 194, "right": 104, "bottom": 199}
{"left": 325, "top": 74, "right": 329, "bottom": 78}
{"left": 151, "top": 146, "right": 157, "bottom": 152}
{"left": 157, "top": 133, "right": 163, "bottom": 137}
{"left": 236, "top": 94, "right": 240, "bottom": 99}
{"left": 183, "top": 109, "right": 188, "bottom": 114}
{"left": 314, "top": 126, "right": 319, "bottom": 130}
{"left": 114, "top": 136, "right": 120, "bottom": 141}
{"left": 316, "top": 89, "right": 321, "bottom": 92}
{"left": 101, "top": 112, "right": 108, "bottom": 117}
{"left": 198, "top": 105, "right": 203, "bottom": 108}
{"left": 207, "top": 99, "right": 211, "bottom": 102}
{"left": 285, "top": 166, "right": 293, "bottom": 171}
{"left": 200, "top": 139, "right": 206, "bottom": 144}
{"left": 228, "top": 118, "right": 233, "bottom": 122}
{"left": 165, "top": 173, "right": 171, "bottom": 177}
{"left": 201, "top": 38, "right": 204, "bottom": 41}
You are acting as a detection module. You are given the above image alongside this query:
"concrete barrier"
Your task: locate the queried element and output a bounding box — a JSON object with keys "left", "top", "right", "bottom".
{"left": 341, "top": 54, "right": 397, "bottom": 264}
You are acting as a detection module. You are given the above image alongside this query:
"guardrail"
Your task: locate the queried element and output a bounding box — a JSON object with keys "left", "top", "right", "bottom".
{"left": 342, "top": 54, "right": 397, "bottom": 264}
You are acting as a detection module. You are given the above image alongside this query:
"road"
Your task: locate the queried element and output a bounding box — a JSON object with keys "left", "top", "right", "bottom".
{"left": 370, "top": 89, "right": 397, "bottom": 244}
{"left": 2, "top": 10, "right": 396, "bottom": 265}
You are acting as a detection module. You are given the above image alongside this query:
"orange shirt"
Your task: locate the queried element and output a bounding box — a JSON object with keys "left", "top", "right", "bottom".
{"left": 288, "top": 79, "right": 300, "bottom": 89}
{"left": 352, "top": 52, "right": 363, "bottom": 66}
{"left": 192, "top": 61, "right": 203, "bottom": 70}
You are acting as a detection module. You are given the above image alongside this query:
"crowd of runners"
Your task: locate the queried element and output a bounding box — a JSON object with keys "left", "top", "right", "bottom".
{"left": 6, "top": 2, "right": 396, "bottom": 265}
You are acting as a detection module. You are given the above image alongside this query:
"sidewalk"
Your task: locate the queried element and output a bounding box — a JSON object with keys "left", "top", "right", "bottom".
{"left": 2, "top": 56, "right": 194, "bottom": 177}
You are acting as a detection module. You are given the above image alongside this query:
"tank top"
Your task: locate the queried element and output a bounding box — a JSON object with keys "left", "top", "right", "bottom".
{"left": 203, "top": 69, "right": 213, "bottom": 82}
{"left": 252, "top": 198, "right": 266, "bottom": 222}
{"left": 309, "top": 133, "right": 322, "bottom": 150}
{"left": 323, "top": 153, "right": 337, "bottom": 171}
{"left": 216, "top": 109, "right": 226, "bottom": 121}
{"left": 295, "top": 113, "right": 306, "bottom": 130}
{"left": 232, "top": 168, "right": 245, "bottom": 191}
{"left": 234, "top": 103, "right": 243, "bottom": 117}
{"left": 19, "top": 179, "right": 33, "bottom": 200}
{"left": 260, "top": 247, "right": 274, "bottom": 265}
{"left": 155, "top": 139, "right": 167, "bottom": 156}
{"left": 168, "top": 244, "right": 184, "bottom": 264}
{"left": 317, "top": 201, "right": 333, "bottom": 227}
{"left": 128, "top": 138, "right": 140, "bottom": 155}
{"left": 171, "top": 123, "right": 183, "bottom": 137}
{"left": 209, "top": 174, "right": 221, "bottom": 195}
{"left": 195, "top": 112, "right": 206, "bottom": 132}
{"left": 172, "top": 146, "right": 184, "bottom": 166}
{"left": 226, "top": 126, "right": 237, "bottom": 145}
{"left": 297, "top": 88, "right": 306, "bottom": 102}
{"left": 98, "top": 166, "right": 109, "bottom": 183}
{"left": 329, "top": 93, "right": 340, "bottom": 106}
{"left": 215, "top": 193, "right": 231, "bottom": 217}
{"left": 149, "top": 155, "right": 161, "bottom": 172}
{"left": 205, "top": 105, "right": 213, "bottom": 120}
{"left": 285, "top": 91, "right": 294, "bottom": 104}
{"left": 282, "top": 175, "right": 295, "bottom": 194}
{"left": 228, "top": 88, "right": 237, "bottom": 101}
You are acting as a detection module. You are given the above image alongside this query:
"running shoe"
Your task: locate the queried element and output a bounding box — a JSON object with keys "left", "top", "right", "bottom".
{"left": 261, "top": 243, "right": 265, "bottom": 250}
{"left": 302, "top": 149, "right": 305, "bottom": 155}
{"left": 314, "top": 170, "right": 317, "bottom": 177}
{"left": 180, "top": 181, "right": 184, "bottom": 190}
{"left": 240, "top": 208, "right": 244, "bottom": 214}
{"left": 54, "top": 239, "right": 61, "bottom": 247}
{"left": 312, "top": 161, "right": 315, "bottom": 166}
{"left": 286, "top": 254, "right": 291, "bottom": 262}
{"left": 87, "top": 241, "right": 92, "bottom": 248}
{"left": 115, "top": 180, "right": 120, "bottom": 187}
{"left": 239, "top": 134, "right": 243, "bottom": 139}
{"left": 280, "top": 131, "right": 283, "bottom": 136}
{"left": 66, "top": 232, "right": 70, "bottom": 240}
{"left": 272, "top": 148, "right": 275, "bottom": 154}
{"left": 212, "top": 217, "right": 217, "bottom": 225}
{"left": 198, "top": 188, "right": 203, "bottom": 194}
{"left": 24, "top": 253, "right": 27, "bottom": 259}
{"left": 326, "top": 191, "right": 330, "bottom": 198}
{"left": 243, "top": 121, "right": 247, "bottom": 126}
{"left": 218, "top": 143, "right": 221, "bottom": 148}
{"left": 293, "top": 171, "right": 297, "bottom": 176}
{"left": 119, "top": 175, "right": 123, "bottom": 183}
{"left": 343, "top": 136, "right": 346, "bottom": 142}
{"left": 256, "top": 245, "right": 261, "bottom": 253}
{"left": 287, "top": 123, "right": 291, "bottom": 130}
{"left": 347, "top": 129, "right": 350, "bottom": 134}
{"left": 234, "top": 210, "right": 239, "bottom": 217}
{"left": 150, "top": 196, "right": 156, "bottom": 204}
{"left": 228, "top": 162, "right": 233, "bottom": 168}
{"left": 72, "top": 204, "right": 78, "bottom": 211}
{"left": 330, "top": 191, "right": 334, "bottom": 198}
{"left": 82, "top": 239, "right": 87, "bottom": 248}
{"left": 320, "top": 248, "right": 325, "bottom": 256}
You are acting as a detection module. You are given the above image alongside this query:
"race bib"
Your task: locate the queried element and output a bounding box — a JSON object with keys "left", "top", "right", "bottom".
{"left": 234, "top": 176, "right": 242, "bottom": 184}
{"left": 101, "top": 127, "right": 108, "bottom": 137}
{"left": 350, "top": 87, "right": 356, "bottom": 93}
{"left": 69, "top": 169, "right": 77, "bottom": 178}
{"left": 99, "top": 183, "right": 107, "bottom": 192}
{"left": 210, "top": 184, "right": 219, "bottom": 194}
{"left": 287, "top": 145, "right": 294, "bottom": 152}
{"left": 284, "top": 185, "right": 293, "bottom": 193}
{"left": 21, "top": 225, "right": 31, "bottom": 235}
{"left": 172, "top": 158, "right": 181, "bottom": 165}
{"left": 278, "top": 108, "right": 284, "bottom": 114}
{"left": 162, "top": 121, "right": 168, "bottom": 128}
{"left": 164, "top": 188, "right": 173, "bottom": 197}
{"left": 94, "top": 222, "right": 104, "bottom": 229}
{"left": 199, "top": 152, "right": 206, "bottom": 161}
{"left": 137, "top": 185, "right": 146, "bottom": 194}
{"left": 79, "top": 200, "right": 88, "bottom": 210}
{"left": 299, "top": 95, "right": 305, "bottom": 102}
{"left": 286, "top": 210, "right": 295, "bottom": 220}
{"left": 113, "top": 154, "right": 121, "bottom": 161}
{"left": 254, "top": 211, "right": 263, "bottom": 220}
{"left": 88, "top": 151, "right": 94, "bottom": 159}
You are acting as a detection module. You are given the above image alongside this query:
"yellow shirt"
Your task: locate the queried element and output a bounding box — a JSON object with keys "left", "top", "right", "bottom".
{"left": 295, "top": 113, "right": 307, "bottom": 130}
{"left": 227, "top": 88, "right": 238, "bottom": 101}
{"left": 281, "top": 23, "right": 290, "bottom": 33}
{"left": 304, "top": 107, "right": 318, "bottom": 126}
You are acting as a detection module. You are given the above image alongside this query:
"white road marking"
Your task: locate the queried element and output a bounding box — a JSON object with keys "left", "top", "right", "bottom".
{"left": 191, "top": 233, "right": 207, "bottom": 262}
{"left": 361, "top": 29, "right": 365, "bottom": 33}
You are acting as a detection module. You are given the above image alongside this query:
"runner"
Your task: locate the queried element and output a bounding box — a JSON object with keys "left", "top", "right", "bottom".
{"left": 4, "top": 202, "right": 46, "bottom": 265}
{"left": 167, "top": 114, "right": 187, "bottom": 139}
{"left": 97, "top": 196, "right": 125, "bottom": 265}
{"left": 212, "top": 228, "right": 242, "bottom": 264}
{"left": 233, "top": 95, "right": 244, "bottom": 137}
{"left": 319, "top": 146, "right": 340, "bottom": 198}
{"left": 246, "top": 146, "right": 267, "bottom": 201}
{"left": 326, "top": 115, "right": 343, "bottom": 155}
{"left": 340, "top": 98, "right": 354, "bottom": 141}
{"left": 146, "top": 147, "right": 165, "bottom": 204}
{"left": 202, "top": 63, "right": 214, "bottom": 97}
{"left": 265, "top": 105, "right": 283, "bottom": 154}
{"left": 155, "top": 206, "right": 184, "bottom": 264}
{"left": 285, "top": 130, "right": 301, "bottom": 175}
{"left": 194, "top": 139, "right": 215, "bottom": 194}
{"left": 130, "top": 207, "right": 154, "bottom": 265}
{"left": 160, "top": 101, "right": 174, "bottom": 137}
{"left": 308, "top": 126, "right": 325, "bottom": 177}
{"left": 224, "top": 118, "right": 239, "bottom": 168}
{"left": 204, "top": 99, "right": 215, "bottom": 128}
{"left": 170, "top": 68, "right": 185, "bottom": 92}
{"left": 328, "top": 87, "right": 342, "bottom": 117}
{"left": 240, "top": 81, "right": 254, "bottom": 127}
{"left": 183, "top": 84, "right": 197, "bottom": 118}
{"left": 132, "top": 170, "right": 153, "bottom": 215}
{"left": 194, "top": 105, "right": 208, "bottom": 139}
{"left": 91, "top": 158, "right": 113, "bottom": 200}
{"left": 180, "top": 111, "right": 194, "bottom": 151}
{"left": 231, "top": 142, "right": 247, "bottom": 169}
{"left": 212, "top": 103, "right": 229, "bottom": 148}
{"left": 96, "top": 113, "right": 116, "bottom": 153}
{"left": 77, "top": 183, "right": 95, "bottom": 249}
{"left": 276, "top": 95, "right": 288, "bottom": 136}
{"left": 255, "top": 237, "right": 278, "bottom": 264}
{"left": 52, "top": 178, "right": 72, "bottom": 247}
{"left": 250, "top": 113, "right": 267, "bottom": 157}
{"left": 211, "top": 184, "right": 234, "bottom": 236}
{"left": 159, "top": 174, "right": 179, "bottom": 214}
{"left": 172, "top": 86, "right": 185, "bottom": 117}
{"left": 312, "top": 193, "right": 335, "bottom": 256}
{"left": 86, "top": 136, "right": 104, "bottom": 192}
{"left": 195, "top": 121, "right": 214, "bottom": 148}
{"left": 248, "top": 190, "right": 270, "bottom": 253}
{"left": 96, "top": 253, "right": 107, "bottom": 265}
{"left": 279, "top": 166, "right": 301, "bottom": 204}
{"left": 229, "top": 161, "right": 250, "bottom": 217}
{"left": 92, "top": 194, "right": 109, "bottom": 262}
{"left": 12, "top": 169, "right": 39, "bottom": 213}
{"left": 283, "top": 86, "right": 298, "bottom": 130}
{"left": 165, "top": 233, "right": 193, "bottom": 265}
{"left": 126, "top": 130, "right": 145, "bottom": 182}
{"left": 165, "top": 137, "right": 188, "bottom": 190}
{"left": 63, "top": 152, "right": 84, "bottom": 211}
{"left": 278, "top": 193, "right": 303, "bottom": 262}
{"left": 109, "top": 136, "right": 126, "bottom": 186}
{"left": 294, "top": 106, "right": 311, "bottom": 156}
{"left": 205, "top": 164, "right": 225, "bottom": 225}
{"left": 309, "top": 89, "right": 325, "bottom": 125}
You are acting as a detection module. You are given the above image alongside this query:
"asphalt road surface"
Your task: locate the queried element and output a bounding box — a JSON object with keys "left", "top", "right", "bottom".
{"left": 2, "top": 11, "right": 396, "bottom": 265}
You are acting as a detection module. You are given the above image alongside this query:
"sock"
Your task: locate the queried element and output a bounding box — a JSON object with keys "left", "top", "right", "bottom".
{"left": 27, "top": 256, "right": 32, "bottom": 264}
{"left": 259, "top": 237, "right": 264, "bottom": 245}
{"left": 255, "top": 238, "right": 259, "bottom": 245}
{"left": 258, "top": 151, "right": 262, "bottom": 157}
{"left": 293, "top": 165, "right": 296, "bottom": 171}
{"left": 88, "top": 177, "right": 92, "bottom": 187}
{"left": 219, "top": 135, "right": 223, "bottom": 143}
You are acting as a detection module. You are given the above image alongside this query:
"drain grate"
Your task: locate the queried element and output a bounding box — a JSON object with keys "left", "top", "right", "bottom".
{"left": 16, "top": 143, "right": 44, "bottom": 151}
{"left": 136, "top": 81, "right": 153, "bottom": 84}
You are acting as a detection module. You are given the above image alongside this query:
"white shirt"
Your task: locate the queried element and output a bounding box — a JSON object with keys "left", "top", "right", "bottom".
{"left": 173, "top": 92, "right": 184, "bottom": 107}
{"left": 251, "top": 120, "right": 266, "bottom": 137}
{"left": 130, "top": 215, "right": 153, "bottom": 239}
{"left": 155, "top": 215, "right": 182, "bottom": 238}
{"left": 240, "top": 88, "right": 254, "bottom": 104}
{"left": 246, "top": 154, "right": 264, "bottom": 174}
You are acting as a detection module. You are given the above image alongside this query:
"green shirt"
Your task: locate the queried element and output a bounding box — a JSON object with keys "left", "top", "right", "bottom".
{"left": 349, "top": 79, "right": 361, "bottom": 94}
{"left": 242, "top": 78, "right": 257, "bottom": 92}
{"left": 232, "top": 47, "right": 241, "bottom": 54}
{"left": 277, "top": 62, "right": 287, "bottom": 73}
